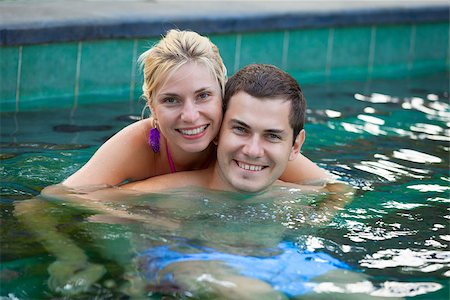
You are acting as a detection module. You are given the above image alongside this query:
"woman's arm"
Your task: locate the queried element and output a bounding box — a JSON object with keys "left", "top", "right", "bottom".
{"left": 41, "top": 184, "right": 180, "bottom": 229}
{"left": 63, "top": 119, "right": 154, "bottom": 187}
{"left": 14, "top": 198, "right": 106, "bottom": 294}
{"left": 279, "top": 153, "right": 333, "bottom": 185}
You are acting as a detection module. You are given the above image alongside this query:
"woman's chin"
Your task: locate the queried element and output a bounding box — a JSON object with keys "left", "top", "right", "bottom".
{"left": 179, "top": 141, "right": 211, "bottom": 153}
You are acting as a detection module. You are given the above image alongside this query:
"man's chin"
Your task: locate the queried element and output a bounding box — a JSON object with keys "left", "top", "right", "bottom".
{"left": 233, "top": 182, "right": 269, "bottom": 194}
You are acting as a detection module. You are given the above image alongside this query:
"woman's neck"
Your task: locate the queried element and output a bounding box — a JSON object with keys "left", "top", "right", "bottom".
{"left": 164, "top": 141, "right": 215, "bottom": 172}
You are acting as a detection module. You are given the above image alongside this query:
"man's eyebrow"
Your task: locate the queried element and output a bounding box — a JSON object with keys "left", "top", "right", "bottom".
{"left": 229, "top": 119, "right": 288, "bottom": 135}
{"left": 265, "top": 129, "right": 286, "bottom": 134}
{"left": 229, "top": 119, "right": 250, "bottom": 128}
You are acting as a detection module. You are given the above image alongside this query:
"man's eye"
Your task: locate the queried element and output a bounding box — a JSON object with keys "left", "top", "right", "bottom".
{"left": 232, "top": 126, "right": 247, "bottom": 134}
{"left": 266, "top": 134, "right": 282, "bottom": 141}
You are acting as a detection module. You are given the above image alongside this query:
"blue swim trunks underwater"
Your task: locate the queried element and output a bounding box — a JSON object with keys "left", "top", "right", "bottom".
{"left": 137, "top": 241, "right": 350, "bottom": 296}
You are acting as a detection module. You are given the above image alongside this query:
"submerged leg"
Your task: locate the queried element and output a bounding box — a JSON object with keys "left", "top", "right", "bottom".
{"left": 155, "top": 260, "right": 288, "bottom": 300}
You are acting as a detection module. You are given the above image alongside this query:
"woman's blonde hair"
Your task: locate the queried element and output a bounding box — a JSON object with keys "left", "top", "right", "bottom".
{"left": 139, "top": 29, "right": 227, "bottom": 107}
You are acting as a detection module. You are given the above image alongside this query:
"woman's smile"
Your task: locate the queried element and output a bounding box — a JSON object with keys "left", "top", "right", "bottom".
{"left": 176, "top": 124, "right": 210, "bottom": 138}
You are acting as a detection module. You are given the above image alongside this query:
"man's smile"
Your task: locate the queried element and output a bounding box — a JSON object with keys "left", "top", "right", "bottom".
{"left": 235, "top": 160, "right": 268, "bottom": 172}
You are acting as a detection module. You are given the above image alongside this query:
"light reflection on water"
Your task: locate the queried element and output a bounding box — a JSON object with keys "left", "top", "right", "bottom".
{"left": 0, "top": 72, "right": 449, "bottom": 299}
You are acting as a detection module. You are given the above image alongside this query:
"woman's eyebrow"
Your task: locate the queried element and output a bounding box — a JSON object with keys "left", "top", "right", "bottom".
{"left": 159, "top": 92, "right": 178, "bottom": 96}
{"left": 194, "top": 87, "right": 213, "bottom": 93}
{"left": 159, "top": 87, "right": 212, "bottom": 96}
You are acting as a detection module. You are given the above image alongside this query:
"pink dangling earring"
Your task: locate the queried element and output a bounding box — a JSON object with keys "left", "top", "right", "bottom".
{"left": 149, "top": 119, "right": 160, "bottom": 153}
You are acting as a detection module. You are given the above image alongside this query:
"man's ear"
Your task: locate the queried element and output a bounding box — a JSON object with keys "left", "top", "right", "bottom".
{"left": 289, "top": 129, "right": 305, "bottom": 161}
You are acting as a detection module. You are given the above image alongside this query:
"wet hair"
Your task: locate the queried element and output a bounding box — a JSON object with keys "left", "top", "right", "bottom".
{"left": 138, "top": 29, "right": 227, "bottom": 107}
{"left": 223, "top": 64, "right": 306, "bottom": 142}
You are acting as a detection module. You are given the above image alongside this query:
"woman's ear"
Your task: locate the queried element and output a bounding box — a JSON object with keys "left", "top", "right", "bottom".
{"left": 148, "top": 101, "right": 156, "bottom": 119}
{"left": 289, "top": 129, "right": 305, "bottom": 161}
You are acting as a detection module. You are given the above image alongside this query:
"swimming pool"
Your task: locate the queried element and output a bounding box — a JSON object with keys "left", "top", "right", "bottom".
{"left": 1, "top": 71, "right": 448, "bottom": 299}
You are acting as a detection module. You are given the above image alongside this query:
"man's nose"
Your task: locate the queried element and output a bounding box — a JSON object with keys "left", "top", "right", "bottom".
{"left": 243, "top": 136, "right": 264, "bottom": 158}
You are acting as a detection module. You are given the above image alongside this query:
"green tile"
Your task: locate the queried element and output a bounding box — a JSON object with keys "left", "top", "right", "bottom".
{"left": 286, "top": 28, "right": 329, "bottom": 74}
{"left": 0, "top": 101, "right": 17, "bottom": 112}
{"left": 329, "top": 67, "right": 372, "bottom": 82}
{"left": 209, "top": 33, "right": 237, "bottom": 76}
{"left": 414, "top": 22, "right": 449, "bottom": 62}
{"left": 331, "top": 26, "right": 372, "bottom": 69}
{"left": 291, "top": 69, "right": 328, "bottom": 85}
{"left": 366, "top": 64, "right": 410, "bottom": 79}
{"left": 408, "top": 60, "right": 449, "bottom": 77}
{"left": 373, "top": 24, "right": 412, "bottom": 67}
{"left": 78, "top": 39, "right": 135, "bottom": 104}
{"left": 239, "top": 31, "right": 285, "bottom": 69}
{"left": 0, "top": 46, "right": 19, "bottom": 110}
{"left": 19, "top": 42, "right": 78, "bottom": 110}
{"left": 19, "top": 95, "right": 74, "bottom": 111}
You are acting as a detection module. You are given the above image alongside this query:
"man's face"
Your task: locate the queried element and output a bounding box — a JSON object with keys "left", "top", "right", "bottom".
{"left": 215, "top": 91, "right": 301, "bottom": 193}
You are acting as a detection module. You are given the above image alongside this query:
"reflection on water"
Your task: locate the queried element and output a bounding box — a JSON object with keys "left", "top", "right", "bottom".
{"left": 1, "top": 72, "right": 449, "bottom": 299}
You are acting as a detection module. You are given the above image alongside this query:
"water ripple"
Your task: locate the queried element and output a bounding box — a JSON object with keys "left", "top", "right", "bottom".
{"left": 357, "top": 114, "right": 385, "bottom": 125}
{"left": 345, "top": 226, "right": 416, "bottom": 243}
{"left": 392, "top": 149, "right": 442, "bottom": 164}
{"left": 354, "top": 158, "right": 429, "bottom": 182}
{"left": 407, "top": 184, "right": 450, "bottom": 193}
{"left": 310, "top": 280, "right": 442, "bottom": 298}
{"left": 360, "top": 248, "right": 450, "bottom": 272}
{"left": 354, "top": 93, "right": 399, "bottom": 104}
{"left": 382, "top": 201, "right": 428, "bottom": 210}
{"left": 370, "top": 281, "right": 443, "bottom": 297}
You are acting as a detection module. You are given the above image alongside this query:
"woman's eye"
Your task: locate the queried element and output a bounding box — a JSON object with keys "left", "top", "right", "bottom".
{"left": 163, "top": 97, "right": 179, "bottom": 104}
{"left": 197, "top": 92, "right": 210, "bottom": 101}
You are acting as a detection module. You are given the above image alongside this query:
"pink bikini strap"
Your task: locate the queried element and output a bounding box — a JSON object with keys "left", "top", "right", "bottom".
{"left": 165, "top": 142, "right": 176, "bottom": 173}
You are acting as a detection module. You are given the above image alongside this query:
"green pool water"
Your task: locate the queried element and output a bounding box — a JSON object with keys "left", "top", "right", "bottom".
{"left": 1, "top": 72, "right": 449, "bottom": 299}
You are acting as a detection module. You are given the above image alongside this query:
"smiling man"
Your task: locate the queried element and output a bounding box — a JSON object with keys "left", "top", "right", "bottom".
{"left": 119, "top": 64, "right": 353, "bottom": 300}
{"left": 123, "top": 63, "right": 306, "bottom": 193}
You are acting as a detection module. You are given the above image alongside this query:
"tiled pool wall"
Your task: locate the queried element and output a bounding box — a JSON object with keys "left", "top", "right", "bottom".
{"left": 1, "top": 21, "right": 449, "bottom": 112}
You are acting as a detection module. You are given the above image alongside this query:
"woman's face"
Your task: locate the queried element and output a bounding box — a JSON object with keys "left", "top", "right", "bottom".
{"left": 151, "top": 62, "right": 223, "bottom": 153}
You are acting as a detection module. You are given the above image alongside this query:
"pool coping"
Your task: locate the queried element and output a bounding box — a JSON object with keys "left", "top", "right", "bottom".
{"left": 1, "top": 1, "right": 449, "bottom": 46}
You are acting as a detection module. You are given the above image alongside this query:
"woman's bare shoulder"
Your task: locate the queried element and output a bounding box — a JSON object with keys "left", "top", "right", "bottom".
{"left": 63, "top": 118, "right": 156, "bottom": 187}
{"left": 114, "top": 118, "right": 152, "bottom": 141}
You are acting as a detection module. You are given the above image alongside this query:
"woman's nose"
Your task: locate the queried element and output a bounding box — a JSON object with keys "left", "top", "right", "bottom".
{"left": 181, "top": 101, "right": 200, "bottom": 123}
